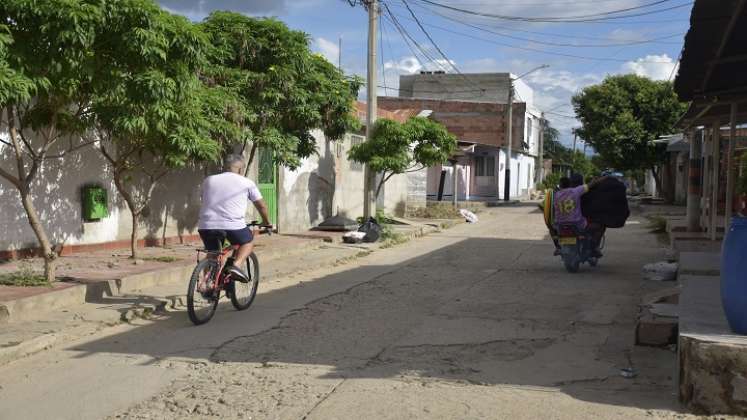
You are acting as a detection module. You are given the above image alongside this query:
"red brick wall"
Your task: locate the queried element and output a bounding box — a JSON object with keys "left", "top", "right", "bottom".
{"left": 377, "top": 97, "right": 526, "bottom": 149}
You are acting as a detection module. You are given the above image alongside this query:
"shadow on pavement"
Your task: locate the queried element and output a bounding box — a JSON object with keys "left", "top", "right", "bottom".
{"left": 70, "top": 224, "right": 680, "bottom": 413}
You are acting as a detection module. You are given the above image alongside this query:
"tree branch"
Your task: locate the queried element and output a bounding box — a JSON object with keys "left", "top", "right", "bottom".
{"left": 6, "top": 106, "right": 27, "bottom": 183}
{"left": 44, "top": 139, "right": 98, "bottom": 159}
{"left": 0, "top": 165, "right": 21, "bottom": 189}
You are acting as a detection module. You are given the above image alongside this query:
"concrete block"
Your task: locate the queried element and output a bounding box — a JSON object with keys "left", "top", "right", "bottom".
{"left": 2, "top": 284, "right": 87, "bottom": 323}
{"left": 641, "top": 286, "right": 681, "bottom": 305}
{"left": 637, "top": 315, "right": 678, "bottom": 346}
{"left": 0, "top": 305, "right": 9, "bottom": 324}
{"left": 642, "top": 261, "right": 678, "bottom": 281}
{"left": 678, "top": 274, "right": 747, "bottom": 416}
{"left": 679, "top": 251, "right": 721, "bottom": 276}
{"left": 733, "top": 374, "right": 747, "bottom": 403}
{"left": 636, "top": 303, "right": 678, "bottom": 346}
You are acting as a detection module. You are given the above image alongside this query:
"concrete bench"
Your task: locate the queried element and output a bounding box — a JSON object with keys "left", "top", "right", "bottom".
{"left": 678, "top": 274, "right": 747, "bottom": 416}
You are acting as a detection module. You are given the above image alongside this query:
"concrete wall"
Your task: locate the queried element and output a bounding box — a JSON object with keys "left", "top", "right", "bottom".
{"left": 276, "top": 130, "right": 411, "bottom": 233}
{"left": 0, "top": 128, "right": 209, "bottom": 253}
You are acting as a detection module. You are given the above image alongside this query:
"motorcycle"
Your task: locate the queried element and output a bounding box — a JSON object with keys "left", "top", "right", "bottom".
{"left": 556, "top": 223, "right": 603, "bottom": 273}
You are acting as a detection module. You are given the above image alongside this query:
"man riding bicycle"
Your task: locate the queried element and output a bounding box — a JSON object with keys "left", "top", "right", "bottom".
{"left": 197, "top": 154, "right": 272, "bottom": 282}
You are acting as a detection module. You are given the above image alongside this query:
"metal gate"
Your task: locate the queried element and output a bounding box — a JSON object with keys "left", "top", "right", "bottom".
{"left": 257, "top": 147, "right": 277, "bottom": 225}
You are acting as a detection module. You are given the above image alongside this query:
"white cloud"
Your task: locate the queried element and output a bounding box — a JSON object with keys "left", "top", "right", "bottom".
{"left": 619, "top": 54, "right": 678, "bottom": 81}
{"left": 158, "top": 0, "right": 286, "bottom": 19}
{"left": 313, "top": 37, "right": 340, "bottom": 65}
{"left": 607, "top": 28, "right": 647, "bottom": 43}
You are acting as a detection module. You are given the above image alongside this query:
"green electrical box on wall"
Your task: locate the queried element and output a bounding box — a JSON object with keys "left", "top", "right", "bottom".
{"left": 82, "top": 185, "right": 108, "bottom": 221}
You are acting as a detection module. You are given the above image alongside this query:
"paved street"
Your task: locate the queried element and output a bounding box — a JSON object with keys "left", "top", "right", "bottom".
{"left": 0, "top": 205, "right": 706, "bottom": 419}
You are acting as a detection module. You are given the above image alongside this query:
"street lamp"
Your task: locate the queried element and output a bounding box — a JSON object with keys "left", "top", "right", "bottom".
{"left": 504, "top": 64, "right": 549, "bottom": 202}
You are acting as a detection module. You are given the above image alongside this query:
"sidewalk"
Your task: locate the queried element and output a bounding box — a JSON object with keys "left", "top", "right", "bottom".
{"left": 0, "top": 219, "right": 456, "bottom": 367}
{"left": 0, "top": 234, "right": 324, "bottom": 322}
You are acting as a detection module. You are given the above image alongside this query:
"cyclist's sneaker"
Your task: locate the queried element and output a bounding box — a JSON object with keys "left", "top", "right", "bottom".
{"left": 227, "top": 265, "right": 251, "bottom": 283}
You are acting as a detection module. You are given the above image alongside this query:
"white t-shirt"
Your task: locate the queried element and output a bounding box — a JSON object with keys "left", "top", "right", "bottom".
{"left": 198, "top": 172, "right": 263, "bottom": 230}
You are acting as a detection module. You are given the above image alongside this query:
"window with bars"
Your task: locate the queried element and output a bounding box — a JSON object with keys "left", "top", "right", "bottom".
{"left": 475, "top": 155, "right": 495, "bottom": 177}
{"left": 349, "top": 134, "right": 365, "bottom": 171}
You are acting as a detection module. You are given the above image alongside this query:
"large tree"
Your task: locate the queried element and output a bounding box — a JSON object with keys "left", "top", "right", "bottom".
{"left": 0, "top": 0, "right": 103, "bottom": 282}
{"left": 90, "top": 1, "right": 226, "bottom": 258}
{"left": 200, "top": 12, "right": 361, "bottom": 169}
{"left": 572, "top": 74, "right": 687, "bottom": 190}
{"left": 349, "top": 117, "right": 457, "bottom": 200}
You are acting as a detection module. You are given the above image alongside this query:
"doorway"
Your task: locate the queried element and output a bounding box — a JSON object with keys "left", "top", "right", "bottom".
{"left": 257, "top": 147, "right": 278, "bottom": 225}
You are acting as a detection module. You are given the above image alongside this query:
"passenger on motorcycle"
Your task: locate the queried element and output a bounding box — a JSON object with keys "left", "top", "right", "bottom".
{"left": 553, "top": 173, "right": 607, "bottom": 257}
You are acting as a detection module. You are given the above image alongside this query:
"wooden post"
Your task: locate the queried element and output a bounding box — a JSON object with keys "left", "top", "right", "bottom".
{"left": 725, "top": 103, "right": 738, "bottom": 229}
{"left": 702, "top": 128, "right": 711, "bottom": 229}
{"left": 711, "top": 120, "right": 721, "bottom": 241}
{"left": 687, "top": 129, "right": 702, "bottom": 232}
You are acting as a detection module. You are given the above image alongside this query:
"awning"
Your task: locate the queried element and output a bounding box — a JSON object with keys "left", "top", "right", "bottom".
{"left": 674, "top": 0, "right": 747, "bottom": 128}
{"left": 674, "top": 0, "right": 747, "bottom": 103}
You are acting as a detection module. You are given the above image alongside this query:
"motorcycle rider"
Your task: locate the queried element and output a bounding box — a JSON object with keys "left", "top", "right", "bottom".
{"left": 554, "top": 173, "right": 607, "bottom": 257}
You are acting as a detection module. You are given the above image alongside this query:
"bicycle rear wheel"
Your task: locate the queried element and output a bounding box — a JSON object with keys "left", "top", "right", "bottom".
{"left": 187, "top": 259, "right": 220, "bottom": 325}
{"left": 230, "top": 253, "right": 259, "bottom": 311}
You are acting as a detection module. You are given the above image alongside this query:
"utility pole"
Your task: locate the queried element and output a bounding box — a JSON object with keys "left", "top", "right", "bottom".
{"left": 503, "top": 82, "right": 514, "bottom": 202}
{"left": 338, "top": 35, "right": 342, "bottom": 70}
{"left": 503, "top": 65, "right": 548, "bottom": 202}
{"left": 536, "top": 112, "right": 545, "bottom": 185}
{"left": 572, "top": 129, "right": 578, "bottom": 153}
{"left": 363, "top": 0, "right": 378, "bottom": 219}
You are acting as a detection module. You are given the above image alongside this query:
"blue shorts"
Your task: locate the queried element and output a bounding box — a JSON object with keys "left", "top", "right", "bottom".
{"left": 198, "top": 227, "right": 254, "bottom": 251}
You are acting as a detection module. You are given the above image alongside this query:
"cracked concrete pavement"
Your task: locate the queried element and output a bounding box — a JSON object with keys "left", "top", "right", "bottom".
{"left": 0, "top": 205, "right": 731, "bottom": 419}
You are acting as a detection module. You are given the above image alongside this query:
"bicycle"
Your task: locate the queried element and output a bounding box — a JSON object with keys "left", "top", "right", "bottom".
{"left": 187, "top": 221, "right": 272, "bottom": 325}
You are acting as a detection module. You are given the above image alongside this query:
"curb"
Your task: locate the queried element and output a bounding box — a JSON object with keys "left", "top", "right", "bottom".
{"left": 0, "top": 332, "right": 62, "bottom": 367}
{"left": 0, "top": 284, "right": 87, "bottom": 324}
{"left": 1, "top": 237, "right": 325, "bottom": 324}
{"left": 0, "top": 221, "right": 458, "bottom": 367}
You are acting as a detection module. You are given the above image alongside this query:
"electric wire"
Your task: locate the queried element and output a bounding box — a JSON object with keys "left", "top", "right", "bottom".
{"left": 411, "top": 0, "right": 692, "bottom": 23}
{"left": 387, "top": 8, "right": 684, "bottom": 48}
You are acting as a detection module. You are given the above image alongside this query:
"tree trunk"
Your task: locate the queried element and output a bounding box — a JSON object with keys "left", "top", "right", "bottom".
{"left": 111, "top": 171, "right": 141, "bottom": 259}
{"left": 19, "top": 186, "right": 56, "bottom": 282}
{"left": 130, "top": 211, "right": 139, "bottom": 259}
{"left": 651, "top": 166, "right": 663, "bottom": 198}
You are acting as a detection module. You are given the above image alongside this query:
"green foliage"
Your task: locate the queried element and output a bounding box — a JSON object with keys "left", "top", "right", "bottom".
{"left": 0, "top": 0, "right": 102, "bottom": 133}
{"left": 572, "top": 74, "right": 687, "bottom": 173}
{"left": 91, "top": 1, "right": 220, "bottom": 168}
{"left": 409, "top": 203, "right": 463, "bottom": 219}
{"left": 0, "top": 265, "right": 49, "bottom": 287}
{"left": 646, "top": 215, "right": 668, "bottom": 234}
{"left": 349, "top": 117, "right": 457, "bottom": 199}
{"left": 543, "top": 121, "right": 599, "bottom": 180}
{"left": 539, "top": 171, "right": 563, "bottom": 190}
{"left": 200, "top": 12, "right": 361, "bottom": 168}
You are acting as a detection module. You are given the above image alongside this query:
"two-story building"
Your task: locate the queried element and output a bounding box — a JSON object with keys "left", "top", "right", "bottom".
{"left": 379, "top": 71, "right": 543, "bottom": 200}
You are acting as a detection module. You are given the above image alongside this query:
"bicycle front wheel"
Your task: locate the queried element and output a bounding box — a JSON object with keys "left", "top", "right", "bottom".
{"left": 187, "top": 259, "right": 220, "bottom": 325}
{"left": 230, "top": 253, "right": 259, "bottom": 311}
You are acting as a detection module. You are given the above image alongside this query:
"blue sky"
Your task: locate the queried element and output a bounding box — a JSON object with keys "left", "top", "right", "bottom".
{"left": 158, "top": 0, "right": 691, "bottom": 147}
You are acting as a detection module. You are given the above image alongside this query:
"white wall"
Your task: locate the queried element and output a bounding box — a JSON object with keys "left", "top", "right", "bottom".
{"left": 498, "top": 150, "right": 535, "bottom": 199}
{"left": 0, "top": 128, "right": 207, "bottom": 252}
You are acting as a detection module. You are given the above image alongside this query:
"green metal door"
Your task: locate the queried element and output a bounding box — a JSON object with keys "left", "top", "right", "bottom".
{"left": 257, "top": 147, "right": 278, "bottom": 225}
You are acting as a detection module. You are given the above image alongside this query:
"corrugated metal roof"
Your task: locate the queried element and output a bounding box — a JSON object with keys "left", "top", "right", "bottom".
{"left": 674, "top": 0, "right": 747, "bottom": 102}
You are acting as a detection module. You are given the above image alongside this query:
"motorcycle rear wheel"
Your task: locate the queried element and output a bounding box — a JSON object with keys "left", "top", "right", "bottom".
{"left": 563, "top": 255, "right": 580, "bottom": 273}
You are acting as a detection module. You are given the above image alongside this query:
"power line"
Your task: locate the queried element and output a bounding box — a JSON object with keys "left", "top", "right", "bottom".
{"left": 379, "top": 13, "right": 390, "bottom": 95}
{"left": 386, "top": 8, "right": 678, "bottom": 63}
{"left": 401, "top": 0, "right": 684, "bottom": 42}
{"left": 411, "top": 0, "right": 692, "bottom": 23}
{"left": 383, "top": 3, "right": 489, "bottom": 97}
{"left": 401, "top": 0, "right": 467, "bottom": 75}
{"left": 389, "top": 8, "right": 684, "bottom": 48}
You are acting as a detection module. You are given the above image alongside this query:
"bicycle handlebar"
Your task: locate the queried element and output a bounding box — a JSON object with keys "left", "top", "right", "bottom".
{"left": 248, "top": 221, "right": 273, "bottom": 236}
